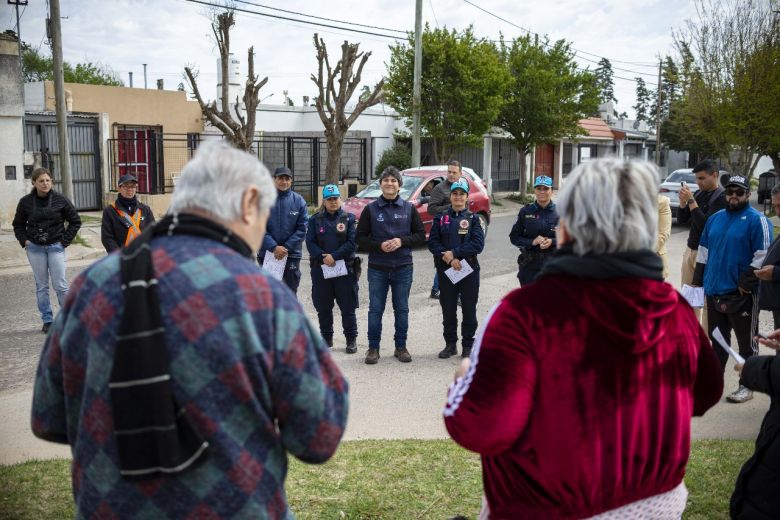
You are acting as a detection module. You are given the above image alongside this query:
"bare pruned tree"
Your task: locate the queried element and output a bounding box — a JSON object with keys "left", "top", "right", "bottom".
{"left": 184, "top": 10, "right": 267, "bottom": 152}
{"left": 311, "top": 33, "right": 384, "bottom": 185}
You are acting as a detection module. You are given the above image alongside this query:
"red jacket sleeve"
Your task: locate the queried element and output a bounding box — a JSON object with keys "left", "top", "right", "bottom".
{"left": 444, "top": 302, "right": 537, "bottom": 455}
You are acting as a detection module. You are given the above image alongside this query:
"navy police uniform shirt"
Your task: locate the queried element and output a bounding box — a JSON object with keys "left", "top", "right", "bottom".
{"left": 428, "top": 207, "right": 485, "bottom": 268}
{"left": 509, "top": 201, "right": 559, "bottom": 251}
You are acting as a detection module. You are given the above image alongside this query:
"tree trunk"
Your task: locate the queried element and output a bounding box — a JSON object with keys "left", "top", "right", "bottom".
{"left": 325, "top": 133, "right": 344, "bottom": 185}
{"left": 770, "top": 153, "right": 780, "bottom": 174}
{"left": 518, "top": 149, "right": 528, "bottom": 197}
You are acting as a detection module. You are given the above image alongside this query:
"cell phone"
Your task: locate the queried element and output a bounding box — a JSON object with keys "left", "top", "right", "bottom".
{"left": 680, "top": 181, "right": 686, "bottom": 187}
{"left": 757, "top": 332, "right": 770, "bottom": 340}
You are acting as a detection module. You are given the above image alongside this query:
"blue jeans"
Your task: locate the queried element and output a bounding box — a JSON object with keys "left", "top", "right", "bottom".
{"left": 432, "top": 271, "right": 439, "bottom": 292}
{"left": 26, "top": 242, "right": 68, "bottom": 323}
{"left": 367, "top": 265, "right": 413, "bottom": 350}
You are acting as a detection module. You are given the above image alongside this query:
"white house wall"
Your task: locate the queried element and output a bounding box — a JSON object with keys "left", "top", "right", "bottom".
{"left": 0, "top": 36, "right": 27, "bottom": 229}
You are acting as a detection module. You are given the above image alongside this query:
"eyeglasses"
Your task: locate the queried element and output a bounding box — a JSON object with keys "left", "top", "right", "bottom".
{"left": 325, "top": 197, "right": 339, "bottom": 202}
{"left": 119, "top": 184, "right": 138, "bottom": 189}
{"left": 725, "top": 188, "right": 746, "bottom": 197}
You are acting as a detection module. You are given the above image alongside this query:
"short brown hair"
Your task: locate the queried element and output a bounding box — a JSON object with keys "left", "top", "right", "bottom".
{"left": 31, "top": 167, "right": 52, "bottom": 182}
{"left": 447, "top": 160, "right": 461, "bottom": 171}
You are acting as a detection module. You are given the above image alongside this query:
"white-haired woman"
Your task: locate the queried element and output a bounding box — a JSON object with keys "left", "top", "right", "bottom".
{"left": 444, "top": 158, "right": 723, "bottom": 519}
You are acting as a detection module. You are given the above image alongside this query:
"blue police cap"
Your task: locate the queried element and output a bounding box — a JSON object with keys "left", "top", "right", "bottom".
{"left": 533, "top": 175, "right": 553, "bottom": 188}
{"left": 322, "top": 184, "right": 341, "bottom": 198}
{"left": 450, "top": 179, "right": 470, "bottom": 194}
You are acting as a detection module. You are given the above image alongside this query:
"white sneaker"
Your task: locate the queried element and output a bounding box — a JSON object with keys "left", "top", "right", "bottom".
{"left": 726, "top": 385, "right": 753, "bottom": 403}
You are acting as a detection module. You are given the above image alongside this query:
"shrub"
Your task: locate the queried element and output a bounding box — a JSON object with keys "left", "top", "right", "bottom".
{"left": 375, "top": 143, "right": 412, "bottom": 177}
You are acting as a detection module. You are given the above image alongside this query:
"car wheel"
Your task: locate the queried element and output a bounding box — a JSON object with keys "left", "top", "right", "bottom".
{"left": 478, "top": 213, "right": 488, "bottom": 238}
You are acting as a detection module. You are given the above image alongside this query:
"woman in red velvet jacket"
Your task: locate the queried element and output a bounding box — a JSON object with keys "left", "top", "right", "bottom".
{"left": 444, "top": 158, "right": 724, "bottom": 520}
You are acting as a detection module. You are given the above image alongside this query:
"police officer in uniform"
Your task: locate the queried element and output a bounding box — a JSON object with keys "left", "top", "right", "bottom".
{"left": 510, "top": 175, "right": 559, "bottom": 286}
{"left": 428, "top": 179, "right": 485, "bottom": 359}
{"left": 306, "top": 184, "right": 360, "bottom": 353}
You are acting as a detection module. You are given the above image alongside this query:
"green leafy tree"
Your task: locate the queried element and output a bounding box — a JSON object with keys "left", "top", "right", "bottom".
{"left": 375, "top": 142, "right": 412, "bottom": 177}
{"left": 594, "top": 57, "right": 616, "bottom": 104}
{"left": 21, "top": 42, "right": 123, "bottom": 86}
{"left": 496, "top": 35, "right": 600, "bottom": 195}
{"left": 384, "top": 24, "right": 510, "bottom": 163}
{"left": 665, "top": 0, "right": 778, "bottom": 177}
{"left": 633, "top": 77, "right": 651, "bottom": 121}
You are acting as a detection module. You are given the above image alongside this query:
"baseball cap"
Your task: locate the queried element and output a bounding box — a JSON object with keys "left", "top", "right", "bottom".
{"left": 450, "top": 179, "right": 470, "bottom": 194}
{"left": 724, "top": 175, "right": 749, "bottom": 190}
{"left": 118, "top": 174, "right": 138, "bottom": 186}
{"left": 533, "top": 175, "right": 553, "bottom": 188}
{"left": 274, "top": 166, "right": 293, "bottom": 178}
{"left": 322, "top": 184, "right": 341, "bottom": 198}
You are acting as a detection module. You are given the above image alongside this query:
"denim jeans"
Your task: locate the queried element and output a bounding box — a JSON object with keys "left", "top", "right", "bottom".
{"left": 367, "top": 265, "right": 413, "bottom": 350}
{"left": 26, "top": 242, "right": 68, "bottom": 323}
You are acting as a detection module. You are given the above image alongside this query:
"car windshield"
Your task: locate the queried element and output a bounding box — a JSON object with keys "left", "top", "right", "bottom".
{"left": 666, "top": 171, "right": 696, "bottom": 184}
{"left": 355, "top": 175, "right": 425, "bottom": 200}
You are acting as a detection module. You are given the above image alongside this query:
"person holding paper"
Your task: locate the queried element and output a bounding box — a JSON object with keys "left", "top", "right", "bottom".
{"left": 427, "top": 179, "right": 485, "bottom": 359}
{"left": 444, "top": 158, "right": 722, "bottom": 519}
{"left": 693, "top": 175, "right": 772, "bottom": 403}
{"left": 306, "top": 184, "right": 359, "bottom": 353}
{"left": 257, "top": 166, "right": 308, "bottom": 294}
{"left": 730, "top": 329, "right": 780, "bottom": 518}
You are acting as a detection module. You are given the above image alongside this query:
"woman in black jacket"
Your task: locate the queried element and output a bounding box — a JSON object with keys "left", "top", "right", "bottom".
{"left": 12, "top": 167, "right": 81, "bottom": 333}
{"left": 731, "top": 330, "right": 780, "bottom": 519}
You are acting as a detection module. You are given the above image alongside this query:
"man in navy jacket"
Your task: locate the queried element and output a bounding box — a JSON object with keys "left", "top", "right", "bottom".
{"left": 258, "top": 167, "right": 308, "bottom": 294}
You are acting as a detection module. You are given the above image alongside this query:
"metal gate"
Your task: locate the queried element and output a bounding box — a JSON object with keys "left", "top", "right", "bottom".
{"left": 491, "top": 139, "right": 521, "bottom": 192}
{"left": 24, "top": 114, "right": 102, "bottom": 210}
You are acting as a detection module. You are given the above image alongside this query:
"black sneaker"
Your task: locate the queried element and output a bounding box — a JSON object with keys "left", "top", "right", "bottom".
{"left": 323, "top": 336, "right": 334, "bottom": 349}
{"left": 430, "top": 289, "right": 440, "bottom": 299}
{"left": 41, "top": 322, "right": 51, "bottom": 334}
{"left": 345, "top": 337, "right": 357, "bottom": 354}
{"left": 461, "top": 345, "right": 472, "bottom": 358}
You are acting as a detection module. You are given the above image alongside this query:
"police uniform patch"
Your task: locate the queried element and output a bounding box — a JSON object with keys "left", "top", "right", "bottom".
{"left": 459, "top": 219, "right": 470, "bottom": 229}
{"left": 336, "top": 222, "right": 346, "bottom": 232}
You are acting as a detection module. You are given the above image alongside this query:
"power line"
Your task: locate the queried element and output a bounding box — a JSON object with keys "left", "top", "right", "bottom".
{"left": 181, "top": 0, "right": 403, "bottom": 40}
{"left": 232, "top": 0, "right": 408, "bottom": 34}
{"left": 463, "top": 0, "right": 659, "bottom": 79}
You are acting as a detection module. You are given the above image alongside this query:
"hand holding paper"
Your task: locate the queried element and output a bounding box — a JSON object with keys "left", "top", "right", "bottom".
{"left": 712, "top": 327, "right": 745, "bottom": 364}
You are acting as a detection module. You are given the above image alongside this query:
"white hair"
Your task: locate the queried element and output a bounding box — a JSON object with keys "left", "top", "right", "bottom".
{"left": 556, "top": 158, "right": 658, "bottom": 255}
{"left": 168, "top": 141, "right": 276, "bottom": 221}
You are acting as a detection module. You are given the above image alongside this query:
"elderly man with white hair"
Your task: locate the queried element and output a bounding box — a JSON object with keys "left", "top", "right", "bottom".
{"left": 444, "top": 158, "right": 722, "bottom": 520}
{"left": 31, "top": 141, "right": 349, "bottom": 519}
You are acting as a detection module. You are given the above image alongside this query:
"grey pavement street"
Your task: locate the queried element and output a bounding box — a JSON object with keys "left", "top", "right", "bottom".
{"left": 0, "top": 194, "right": 777, "bottom": 465}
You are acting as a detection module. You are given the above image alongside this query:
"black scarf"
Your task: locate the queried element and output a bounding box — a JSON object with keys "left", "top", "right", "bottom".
{"left": 116, "top": 195, "right": 138, "bottom": 215}
{"left": 109, "top": 213, "right": 251, "bottom": 479}
{"left": 539, "top": 243, "right": 664, "bottom": 281}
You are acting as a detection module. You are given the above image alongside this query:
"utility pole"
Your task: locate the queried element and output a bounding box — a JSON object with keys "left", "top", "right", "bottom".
{"left": 654, "top": 59, "right": 662, "bottom": 167}
{"left": 49, "top": 0, "right": 74, "bottom": 201}
{"left": 8, "top": 0, "right": 27, "bottom": 75}
{"left": 411, "top": 0, "right": 422, "bottom": 167}
{"left": 143, "top": 63, "right": 147, "bottom": 89}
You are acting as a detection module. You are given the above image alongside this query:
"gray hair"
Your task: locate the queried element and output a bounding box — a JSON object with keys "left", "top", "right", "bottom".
{"left": 556, "top": 158, "right": 658, "bottom": 255}
{"left": 168, "top": 141, "right": 276, "bottom": 222}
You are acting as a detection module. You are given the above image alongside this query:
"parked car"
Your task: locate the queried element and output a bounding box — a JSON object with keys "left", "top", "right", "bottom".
{"left": 660, "top": 168, "right": 729, "bottom": 217}
{"left": 342, "top": 165, "right": 491, "bottom": 238}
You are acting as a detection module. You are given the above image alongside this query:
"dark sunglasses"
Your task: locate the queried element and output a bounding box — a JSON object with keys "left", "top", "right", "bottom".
{"left": 725, "top": 188, "right": 746, "bottom": 197}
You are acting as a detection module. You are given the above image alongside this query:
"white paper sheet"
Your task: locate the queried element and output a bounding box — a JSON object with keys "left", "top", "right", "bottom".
{"left": 262, "top": 250, "right": 286, "bottom": 281}
{"left": 712, "top": 327, "right": 746, "bottom": 364}
{"left": 680, "top": 284, "right": 705, "bottom": 308}
{"left": 321, "top": 259, "right": 348, "bottom": 279}
{"left": 444, "top": 259, "right": 474, "bottom": 284}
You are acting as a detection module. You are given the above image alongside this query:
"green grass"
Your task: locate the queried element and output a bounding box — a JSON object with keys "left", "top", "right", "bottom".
{"left": 78, "top": 215, "right": 102, "bottom": 225}
{"left": 506, "top": 193, "right": 536, "bottom": 205}
{"left": 0, "top": 439, "right": 754, "bottom": 519}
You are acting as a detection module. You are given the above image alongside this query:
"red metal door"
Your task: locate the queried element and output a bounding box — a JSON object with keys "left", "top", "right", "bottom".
{"left": 534, "top": 144, "right": 554, "bottom": 177}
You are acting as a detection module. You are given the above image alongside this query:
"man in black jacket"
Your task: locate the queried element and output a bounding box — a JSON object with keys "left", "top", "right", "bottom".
{"left": 756, "top": 185, "right": 780, "bottom": 329}
{"left": 101, "top": 174, "right": 155, "bottom": 252}
{"left": 678, "top": 160, "right": 726, "bottom": 328}
{"left": 731, "top": 330, "right": 780, "bottom": 519}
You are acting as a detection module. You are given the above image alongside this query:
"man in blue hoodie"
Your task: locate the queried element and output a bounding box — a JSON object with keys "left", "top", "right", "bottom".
{"left": 694, "top": 175, "right": 772, "bottom": 403}
{"left": 258, "top": 166, "right": 308, "bottom": 294}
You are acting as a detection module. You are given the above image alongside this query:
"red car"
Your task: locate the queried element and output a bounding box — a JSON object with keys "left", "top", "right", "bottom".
{"left": 342, "top": 165, "right": 491, "bottom": 238}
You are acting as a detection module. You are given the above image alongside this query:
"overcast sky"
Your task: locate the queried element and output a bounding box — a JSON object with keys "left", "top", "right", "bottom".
{"left": 2, "top": 0, "right": 698, "bottom": 118}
